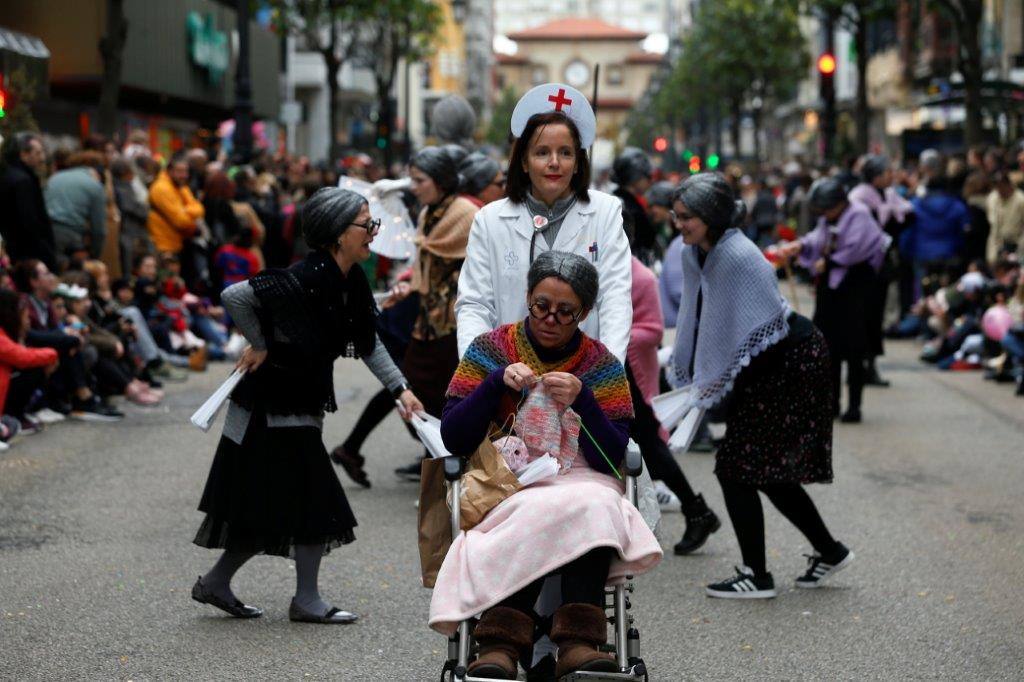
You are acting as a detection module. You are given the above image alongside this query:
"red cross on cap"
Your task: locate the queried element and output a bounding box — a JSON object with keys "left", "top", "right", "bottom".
{"left": 547, "top": 88, "right": 573, "bottom": 112}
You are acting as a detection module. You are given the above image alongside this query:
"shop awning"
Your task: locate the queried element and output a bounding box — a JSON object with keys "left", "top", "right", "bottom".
{"left": 0, "top": 27, "right": 50, "bottom": 98}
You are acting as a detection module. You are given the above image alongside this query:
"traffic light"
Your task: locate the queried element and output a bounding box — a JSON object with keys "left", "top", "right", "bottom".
{"left": 817, "top": 52, "right": 836, "bottom": 76}
{"left": 653, "top": 136, "right": 668, "bottom": 153}
{"left": 707, "top": 154, "right": 720, "bottom": 169}
{"left": 818, "top": 49, "right": 837, "bottom": 160}
{"left": 376, "top": 122, "right": 389, "bottom": 150}
{"left": 0, "top": 75, "right": 6, "bottom": 119}
{"left": 688, "top": 155, "right": 701, "bottom": 174}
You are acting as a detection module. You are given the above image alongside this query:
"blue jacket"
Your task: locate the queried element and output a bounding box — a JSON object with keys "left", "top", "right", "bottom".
{"left": 907, "top": 190, "right": 968, "bottom": 261}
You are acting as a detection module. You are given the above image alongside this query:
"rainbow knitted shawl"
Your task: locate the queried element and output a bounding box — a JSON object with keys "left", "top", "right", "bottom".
{"left": 447, "top": 321, "right": 633, "bottom": 422}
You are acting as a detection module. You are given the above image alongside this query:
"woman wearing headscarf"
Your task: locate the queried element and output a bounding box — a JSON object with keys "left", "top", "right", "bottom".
{"left": 459, "top": 151, "right": 505, "bottom": 208}
{"left": 670, "top": 173, "right": 852, "bottom": 600}
{"left": 389, "top": 146, "right": 478, "bottom": 479}
{"left": 432, "top": 251, "right": 661, "bottom": 679}
{"left": 190, "top": 188, "right": 423, "bottom": 623}
{"left": 848, "top": 155, "right": 913, "bottom": 387}
{"left": 611, "top": 147, "right": 656, "bottom": 264}
{"left": 779, "top": 177, "right": 891, "bottom": 423}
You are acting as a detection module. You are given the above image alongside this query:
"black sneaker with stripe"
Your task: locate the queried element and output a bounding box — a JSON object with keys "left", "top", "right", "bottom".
{"left": 705, "top": 566, "right": 776, "bottom": 599}
{"left": 795, "top": 542, "right": 854, "bottom": 588}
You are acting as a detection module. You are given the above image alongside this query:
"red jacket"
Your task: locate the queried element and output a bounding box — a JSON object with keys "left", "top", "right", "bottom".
{"left": 0, "top": 328, "right": 58, "bottom": 414}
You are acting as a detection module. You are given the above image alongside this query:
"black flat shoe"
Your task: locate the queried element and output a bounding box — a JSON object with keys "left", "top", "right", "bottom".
{"left": 840, "top": 409, "right": 862, "bottom": 423}
{"left": 191, "top": 576, "right": 262, "bottom": 618}
{"left": 289, "top": 599, "right": 358, "bottom": 624}
{"left": 330, "top": 446, "right": 371, "bottom": 488}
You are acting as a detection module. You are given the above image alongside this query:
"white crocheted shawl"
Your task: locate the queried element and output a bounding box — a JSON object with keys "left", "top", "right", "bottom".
{"left": 670, "top": 229, "right": 790, "bottom": 408}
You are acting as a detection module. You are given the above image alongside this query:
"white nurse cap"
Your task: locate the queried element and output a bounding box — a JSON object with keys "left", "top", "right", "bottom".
{"left": 510, "top": 83, "right": 597, "bottom": 148}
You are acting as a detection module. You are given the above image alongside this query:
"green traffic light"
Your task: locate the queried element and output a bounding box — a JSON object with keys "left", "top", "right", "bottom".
{"left": 682, "top": 149, "right": 694, "bottom": 161}
{"left": 707, "top": 154, "right": 720, "bottom": 169}
{"left": 376, "top": 138, "right": 387, "bottom": 149}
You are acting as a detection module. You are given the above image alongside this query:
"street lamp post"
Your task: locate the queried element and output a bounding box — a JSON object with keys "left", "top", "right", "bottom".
{"left": 232, "top": 0, "right": 254, "bottom": 165}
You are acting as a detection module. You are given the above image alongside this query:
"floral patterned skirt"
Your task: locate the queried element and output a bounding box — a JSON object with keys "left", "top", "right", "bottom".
{"left": 715, "top": 318, "right": 834, "bottom": 486}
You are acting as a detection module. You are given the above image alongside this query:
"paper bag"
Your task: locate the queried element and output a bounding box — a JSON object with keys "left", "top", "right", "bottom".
{"left": 458, "top": 438, "right": 523, "bottom": 531}
{"left": 417, "top": 457, "right": 451, "bottom": 588}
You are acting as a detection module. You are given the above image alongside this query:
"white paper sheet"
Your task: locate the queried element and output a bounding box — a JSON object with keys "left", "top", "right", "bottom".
{"left": 515, "top": 454, "right": 560, "bottom": 486}
{"left": 408, "top": 411, "right": 452, "bottom": 459}
{"left": 667, "top": 407, "right": 705, "bottom": 451}
{"left": 651, "top": 386, "right": 693, "bottom": 430}
{"left": 190, "top": 369, "right": 245, "bottom": 432}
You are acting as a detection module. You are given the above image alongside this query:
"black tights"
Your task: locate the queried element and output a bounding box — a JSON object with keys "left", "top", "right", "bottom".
{"left": 832, "top": 353, "right": 864, "bottom": 414}
{"left": 625, "top": 363, "right": 697, "bottom": 507}
{"left": 499, "top": 547, "right": 613, "bottom": 615}
{"left": 342, "top": 387, "right": 417, "bottom": 454}
{"left": 719, "top": 478, "right": 838, "bottom": 578}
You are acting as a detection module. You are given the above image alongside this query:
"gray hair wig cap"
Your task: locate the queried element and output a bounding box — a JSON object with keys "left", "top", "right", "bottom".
{"left": 459, "top": 152, "right": 501, "bottom": 196}
{"left": 610, "top": 147, "right": 653, "bottom": 186}
{"left": 411, "top": 146, "right": 462, "bottom": 195}
{"left": 300, "top": 187, "right": 367, "bottom": 249}
{"left": 527, "top": 250, "right": 599, "bottom": 311}
{"left": 430, "top": 95, "right": 477, "bottom": 146}
{"left": 673, "top": 172, "right": 745, "bottom": 233}
{"left": 860, "top": 155, "right": 889, "bottom": 183}
{"left": 808, "top": 177, "right": 847, "bottom": 212}
{"left": 646, "top": 180, "right": 677, "bottom": 208}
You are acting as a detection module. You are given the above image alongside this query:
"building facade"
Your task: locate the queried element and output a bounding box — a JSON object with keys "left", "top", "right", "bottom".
{"left": 1, "top": 0, "right": 280, "bottom": 155}
{"left": 497, "top": 18, "right": 664, "bottom": 159}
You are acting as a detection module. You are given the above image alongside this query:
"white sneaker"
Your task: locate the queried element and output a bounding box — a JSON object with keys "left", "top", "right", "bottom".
{"left": 31, "top": 409, "right": 66, "bottom": 424}
{"left": 223, "top": 333, "right": 248, "bottom": 360}
{"left": 654, "top": 480, "right": 680, "bottom": 512}
{"left": 0, "top": 440, "right": 9, "bottom": 452}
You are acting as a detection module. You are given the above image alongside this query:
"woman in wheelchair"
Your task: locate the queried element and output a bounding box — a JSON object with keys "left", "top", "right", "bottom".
{"left": 431, "top": 251, "right": 662, "bottom": 680}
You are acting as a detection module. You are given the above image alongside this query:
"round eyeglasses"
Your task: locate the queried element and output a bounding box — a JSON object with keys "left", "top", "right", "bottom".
{"left": 528, "top": 300, "right": 582, "bottom": 325}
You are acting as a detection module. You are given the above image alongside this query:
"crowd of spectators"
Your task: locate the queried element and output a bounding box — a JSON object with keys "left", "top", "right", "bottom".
{"left": 700, "top": 144, "right": 1024, "bottom": 400}
{"left": 0, "top": 129, "right": 352, "bottom": 451}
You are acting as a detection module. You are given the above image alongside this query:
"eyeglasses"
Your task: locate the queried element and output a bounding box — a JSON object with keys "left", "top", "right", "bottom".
{"left": 669, "top": 210, "right": 694, "bottom": 226}
{"left": 528, "top": 300, "right": 582, "bottom": 325}
{"left": 351, "top": 218, "right": 381, "bottom": 236}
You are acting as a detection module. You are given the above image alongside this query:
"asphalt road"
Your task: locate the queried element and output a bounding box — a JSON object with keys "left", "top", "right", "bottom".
{"left": 1, "top": 340, "right": 1023, "bottom": 681}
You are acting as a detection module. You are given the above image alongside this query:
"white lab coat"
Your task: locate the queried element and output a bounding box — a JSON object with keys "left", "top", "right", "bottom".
{"left": 455, "top": 189, "right": 633, "bottom": 362}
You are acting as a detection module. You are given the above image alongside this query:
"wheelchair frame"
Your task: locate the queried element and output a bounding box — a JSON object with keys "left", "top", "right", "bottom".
{"left": 440, "top": 445, "right": 650, "bottom": 682}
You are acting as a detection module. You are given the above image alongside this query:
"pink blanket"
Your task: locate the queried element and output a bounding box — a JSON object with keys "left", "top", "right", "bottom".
{"left": 428, "top": 465, "right": 663, "bottom": 635}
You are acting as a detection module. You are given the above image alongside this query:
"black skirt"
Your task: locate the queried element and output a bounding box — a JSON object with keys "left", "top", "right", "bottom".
{"left": 813, "top": 262, "right": 875, "bottom": 360}
{"left": 193, "top": 406, "right": 357, "bottom": 557}
{"left": 715, "top": 316, "right": 834, "bottom": 486}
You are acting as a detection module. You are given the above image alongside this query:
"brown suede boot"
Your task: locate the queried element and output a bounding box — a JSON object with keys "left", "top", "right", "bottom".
{"left": 550, "top": 603, "right": 618, "bottom": 678}
{"left": 467, "top": 606, "right": 535, "bottom": 680}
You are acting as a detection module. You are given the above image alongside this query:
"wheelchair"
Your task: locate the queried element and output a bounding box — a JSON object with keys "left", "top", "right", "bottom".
{"left": 438, "top": 443, "right": 650, "bottom": 682}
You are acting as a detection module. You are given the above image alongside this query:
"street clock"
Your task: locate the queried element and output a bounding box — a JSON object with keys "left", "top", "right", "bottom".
{"left": 564, "top": 60, "right": 589, "bottom": 88}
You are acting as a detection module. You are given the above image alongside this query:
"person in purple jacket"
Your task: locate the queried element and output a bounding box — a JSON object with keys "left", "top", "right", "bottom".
{"left": 778, "top": 177, "right": 890, "bottom": 423}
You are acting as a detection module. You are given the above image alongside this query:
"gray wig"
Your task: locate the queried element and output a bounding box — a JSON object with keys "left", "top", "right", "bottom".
{"left": 527, "top": 251, "right": 599, "bottom": 311}
{"left": 299, "top": 187, "right": 367, "bottom": 250}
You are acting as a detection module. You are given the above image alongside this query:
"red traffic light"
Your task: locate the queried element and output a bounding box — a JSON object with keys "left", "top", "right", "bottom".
{"left": 653, "top": 136, "right": 669, "bottom": 153}
{"left": 817, "top": 52, "right": 836, "bottom": 76}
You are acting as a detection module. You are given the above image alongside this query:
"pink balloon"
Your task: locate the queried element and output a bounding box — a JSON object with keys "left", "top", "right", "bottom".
{"left": 981, "top": 305, "right": 1013, "bottom": 342}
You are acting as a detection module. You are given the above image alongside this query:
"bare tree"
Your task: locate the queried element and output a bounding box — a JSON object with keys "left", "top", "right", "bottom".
{"left": 272, "top": 0, "right": 371, "bottom": 161}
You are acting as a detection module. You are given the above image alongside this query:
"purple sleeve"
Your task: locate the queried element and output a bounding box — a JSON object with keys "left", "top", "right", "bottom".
{"left": 798, "top": 223, "right": 827, "bottom": 270}
{"left": 572, "top": 385, "right": 630, "bottom": 476}
{"left": 440, "top": 368, "right": 509, "bottom": 456}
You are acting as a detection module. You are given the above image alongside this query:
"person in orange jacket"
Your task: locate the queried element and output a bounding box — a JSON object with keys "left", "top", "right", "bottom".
{"left": 0, "top": 289, "right": 59, "bottom": 428}
{"left": 147, "top": 151, "right": 204, "bottom": 255}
